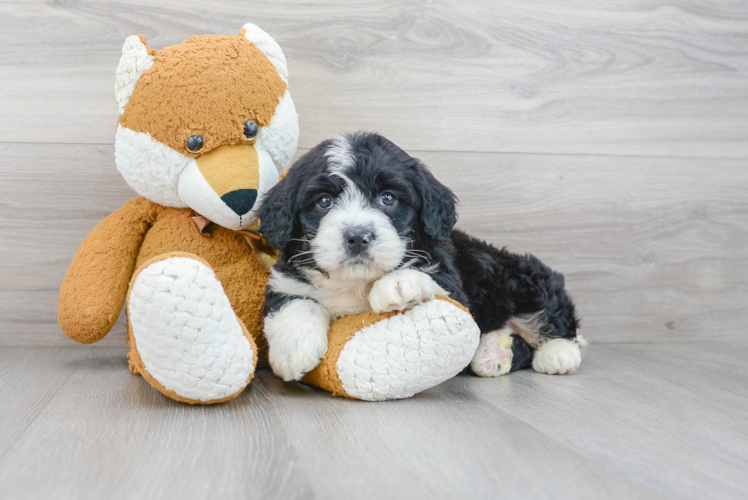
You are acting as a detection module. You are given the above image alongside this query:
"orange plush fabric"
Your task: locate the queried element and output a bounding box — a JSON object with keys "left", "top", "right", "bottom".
{"left": 60, "top": 196, "right": 271, "bottom": 365}
{"left": 119, "top": 34, "right": 287, "bottom": 158}
{"left": 58, "top": 197, "right": 158, "bottom": 344}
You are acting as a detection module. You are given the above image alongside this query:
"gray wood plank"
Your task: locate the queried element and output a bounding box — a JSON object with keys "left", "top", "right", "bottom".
{"left": 2, "top": 144, "right": 746, "bottom": 345}
{"left": 254, "top": 369, "right": 659, "bottom": 500}
{"left": 0, "top": 347, "right": 90, "bottom": 457}
{"left": 452, "top": 342, "right": 748, "bottom": 499}
{"left": 1, "top": 344, "right": 745, "bottom": 499}
{"left": 0, "top": 347, "right": 314, "bottom": 500}
{"left": 0, "top": 0, "right": 746, "bottom": 157}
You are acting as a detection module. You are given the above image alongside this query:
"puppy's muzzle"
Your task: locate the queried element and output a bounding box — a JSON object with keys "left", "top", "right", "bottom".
{"left": 345, "top": 227, "right": 375, "bottom": 256}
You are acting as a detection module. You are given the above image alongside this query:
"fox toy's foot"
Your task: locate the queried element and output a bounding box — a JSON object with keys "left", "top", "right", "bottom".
{"left": 126, "top": 253, "right": 258, "bottom": 404}
{"left": 303, "top": 296, "right": 480, "bottom": 401}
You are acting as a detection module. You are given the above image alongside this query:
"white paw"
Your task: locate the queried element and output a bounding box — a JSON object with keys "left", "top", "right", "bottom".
{"left": 128, "top": 256, "right": 255, "bottom": 403}
{"left": 264, "top": 299, "right": 330, "bottom": 381}
{"left": 470, "top": 329, "right": 514, "bottom": 377}
{"left": 532, "top": 338, "right": 581, "bottom": 375}
{"left": 368, "top": 269, "right": 445, "bottom": 313}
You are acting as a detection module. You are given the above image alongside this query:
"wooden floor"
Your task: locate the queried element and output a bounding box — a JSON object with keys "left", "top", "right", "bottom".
{"left": 0, "top": 342, "right": 746, "bottom": 499}
{"left": 1, "top": 1, "right": 747, "bottom": 498}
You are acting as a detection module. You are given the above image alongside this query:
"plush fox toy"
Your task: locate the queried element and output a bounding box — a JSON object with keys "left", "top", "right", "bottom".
{"left": 58, "top": 24, "right": 479, "bottom": 404}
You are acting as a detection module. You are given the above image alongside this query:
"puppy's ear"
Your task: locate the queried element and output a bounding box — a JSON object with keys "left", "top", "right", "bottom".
{"left": 258, "top": 179, "right": 297, "bottom": 250}
{"left": 414, "top": 161, "right": 458, "bottom": 240}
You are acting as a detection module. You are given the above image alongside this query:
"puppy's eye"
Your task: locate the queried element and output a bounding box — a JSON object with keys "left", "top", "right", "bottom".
{"left": 317, "top": 195, "right": 333, "bottom": 210}
{"left": 185, "top": 135, "right": 204, "bottom": 154}
{"left": 243, "top": 120, "right": 258, "bottom": 141}
{"left": 379, "top": 192, "right": 397, "bottom": 207}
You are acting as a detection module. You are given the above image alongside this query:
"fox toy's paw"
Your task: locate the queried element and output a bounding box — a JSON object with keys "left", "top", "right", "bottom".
{"left": 126, "top": 254, "right": 258, "bottom": 404}
{"left": 304, "top": 296, "right": 480, "bottom": 401}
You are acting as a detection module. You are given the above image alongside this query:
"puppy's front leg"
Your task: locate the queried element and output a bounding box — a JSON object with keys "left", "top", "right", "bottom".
{"left": 264, "top": 299, "right": 331, "bottom": 381}
{"left": 369, "top": 269, "right": 447, "bottom": 313}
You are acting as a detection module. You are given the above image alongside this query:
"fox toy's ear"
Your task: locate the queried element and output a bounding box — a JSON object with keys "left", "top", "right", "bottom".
{"left": 240, "top": 23, "right": 288, "bottom": 83}
{"left": 114, "top": 35, "right": 154, "bottom": 114}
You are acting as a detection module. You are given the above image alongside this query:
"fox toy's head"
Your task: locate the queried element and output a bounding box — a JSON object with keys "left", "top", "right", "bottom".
{"left": 114, "top": 24, "right": 299, "bottom": 230}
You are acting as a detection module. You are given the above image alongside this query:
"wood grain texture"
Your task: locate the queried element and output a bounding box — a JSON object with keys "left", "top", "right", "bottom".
{"left": 0, "top": 347, "right": 314, "bottom": 500}
{"left": 0, "top": 347, "right": 90, "bottom": 458}
{"left": 0, "top": 0, "right": 746, "bottom": 156}
{"left": 2, "top": 143, "right": 746, "bottom": 345}
{"left": 1, "top": 343, "right": 746, "bottom": 499}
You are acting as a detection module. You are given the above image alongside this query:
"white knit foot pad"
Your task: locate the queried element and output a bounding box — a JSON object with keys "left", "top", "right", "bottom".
{"left": 532, "top": 338, "right": 581, "bottom": 375}
{"left": 336, "top": 300, "right": 480, "bottom": 401}
{"left": 128, "top": 256, "right": 255, "bottom": 402}
{"left": 470, "top": 329, "right": 514, "bottom": 377}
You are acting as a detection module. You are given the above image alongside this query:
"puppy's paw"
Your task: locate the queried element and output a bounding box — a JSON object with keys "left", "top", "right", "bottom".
{"left": 532, "top": 338, "right": 581, "bottom": 375}
{"left": 470, "top": 330, "right": 514, "bottom": 377}
{"left": 369, "top": 269, "right": 445, "bottom": 313}
{"left": 264, "top": 299, "right": 330, "bottom": 382}
{"left": 269, "top": 333, "right": 328, "bottom": 382}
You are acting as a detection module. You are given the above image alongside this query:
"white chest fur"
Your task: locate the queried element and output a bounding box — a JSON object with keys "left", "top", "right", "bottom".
{"left": 267, "top": 268, "right": 380, "bottom": 320}
{"left": 304, "top": 270, "right": 374, "bottom": 318}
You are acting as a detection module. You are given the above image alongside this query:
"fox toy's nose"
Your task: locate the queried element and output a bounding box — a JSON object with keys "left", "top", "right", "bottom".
{"left": 195, "top": 144, "right": 261, "bottom": 213}
{"left": 221, "top": 189, "right": 258, "bottom": 216}
{"left": 345, "top": 228, "right": 374, "bottom": 255}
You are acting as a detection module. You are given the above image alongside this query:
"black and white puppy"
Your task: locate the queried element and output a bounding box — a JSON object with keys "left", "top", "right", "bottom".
{"left": 258, "top": 132, "right": 582, "bottom": 382}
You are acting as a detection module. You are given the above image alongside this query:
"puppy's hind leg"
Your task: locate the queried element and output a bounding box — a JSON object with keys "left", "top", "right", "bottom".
{"left": 470, "top": 329, "right": 534, "bottom": 377}
{"left": 512, "top": 311, "right": 583, "bottom": 375}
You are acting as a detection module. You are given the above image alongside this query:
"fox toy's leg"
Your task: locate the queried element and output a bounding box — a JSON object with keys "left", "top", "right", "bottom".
{"left": 126, "top": 253, "right": 258, "bottom": 404}
{"left": 302, "top": 296, "right": 480, "bottom": 401}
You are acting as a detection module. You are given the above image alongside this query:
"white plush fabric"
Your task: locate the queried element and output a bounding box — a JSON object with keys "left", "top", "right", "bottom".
{"left": 115, "top": 35, "right": 154, "bottom": 114}
{"left": 257, "top": 90, "right": 299, "bottom": 174}
{"left": 532, "top": 339, "right": 582, "bottom": 375}
{"left": 241, "top": 23, "right": 289, "bottom": 82}
{"left": 336, "top": 299, "right": 480, "bottom": 401}
{"left": 115, "top": 125, "right": 191, "bottom": 208}
{"left": 128, "top": 257, "right": 255, "bottom": 402}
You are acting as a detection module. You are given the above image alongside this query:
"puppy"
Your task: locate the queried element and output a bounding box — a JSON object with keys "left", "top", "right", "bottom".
{"left": 258, "top": 132, "right": 582, "bottom": 382}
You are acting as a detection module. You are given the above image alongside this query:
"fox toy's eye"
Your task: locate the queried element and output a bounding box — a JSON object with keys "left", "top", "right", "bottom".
{"left": 379, "top": 192, "right": 397, "bottom": 207}
{"left": 317, "top": 195, "right": 333, "bottom": 210}
{"left": 243, "top": 120, "right": 258, "bottom": 141}
{"left": 185, "top": 135, "right": 204, "bottom": 154}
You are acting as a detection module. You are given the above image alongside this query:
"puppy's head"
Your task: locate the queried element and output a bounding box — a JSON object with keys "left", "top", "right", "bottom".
{"left": 259, "top": 132, "right": 457, "bottom": 281}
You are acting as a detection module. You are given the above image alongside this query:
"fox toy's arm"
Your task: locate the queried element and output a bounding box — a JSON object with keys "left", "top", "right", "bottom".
{"left": 59, "top": 196, "right": 157, "bottom": 344}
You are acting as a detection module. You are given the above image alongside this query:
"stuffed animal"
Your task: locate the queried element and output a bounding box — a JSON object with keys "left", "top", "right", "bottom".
{"left": 58, "top": 24, "right": 480, "bottom": 404}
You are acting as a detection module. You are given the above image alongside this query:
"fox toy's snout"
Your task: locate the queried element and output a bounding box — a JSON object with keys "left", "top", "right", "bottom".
{"left": 197, "top": 144, "right": 261, "bottom": 215}
{"left": 178, "top": 142, "right": 279, "bottom": 230}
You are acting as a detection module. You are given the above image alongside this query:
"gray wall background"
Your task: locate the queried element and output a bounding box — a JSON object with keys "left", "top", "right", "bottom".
{"left": 1, "top": 0, "right": 746, "bottom": 345}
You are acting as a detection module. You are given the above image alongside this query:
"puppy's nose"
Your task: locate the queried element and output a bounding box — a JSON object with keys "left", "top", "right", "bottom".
{"left": 221, "top": 189, "right": 258, "bottom": 216}
{"left": 345, "top": 228, "right": 374, "bottom": 255}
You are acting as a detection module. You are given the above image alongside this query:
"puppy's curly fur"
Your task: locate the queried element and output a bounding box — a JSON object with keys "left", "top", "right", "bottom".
{"left": 259, "top": 132, "right": 582, "bottom": 381}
